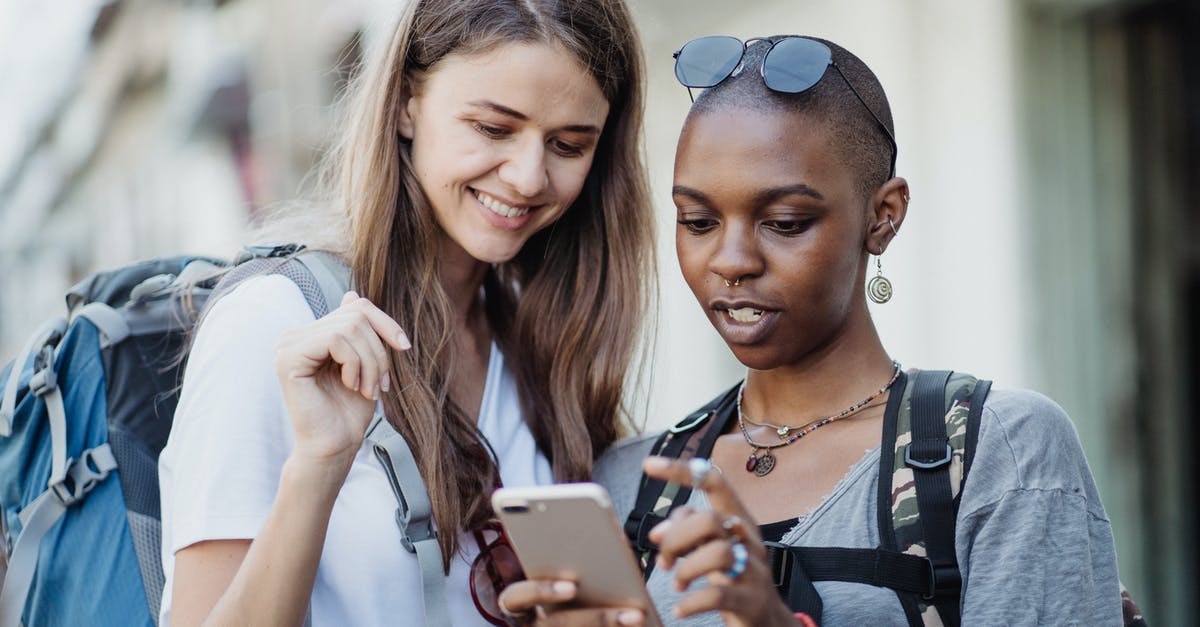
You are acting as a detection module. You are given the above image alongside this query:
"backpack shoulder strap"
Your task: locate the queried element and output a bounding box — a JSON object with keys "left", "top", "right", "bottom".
{"left": 624, "top": 384, "right": 739, "bottom": 577}
{"left": 882, "top": 369, "right": 990, "bottom": 627}
{"left": 364, "top": 413, "right": 446, "bottom": 626}
{"left": 291, "top": 251, "right": 352, "bottom": 316}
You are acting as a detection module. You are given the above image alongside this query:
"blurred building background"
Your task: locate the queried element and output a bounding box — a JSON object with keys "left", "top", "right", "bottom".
{"left": 0, "top": 0, "right": 1194, "bottom": 622}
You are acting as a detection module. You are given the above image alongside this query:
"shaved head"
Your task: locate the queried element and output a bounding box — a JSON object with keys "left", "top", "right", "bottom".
{"left": 687, "top": 36, "right": 895, "bottom": 203}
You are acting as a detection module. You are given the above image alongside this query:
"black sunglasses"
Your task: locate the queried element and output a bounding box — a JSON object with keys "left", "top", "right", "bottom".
{"left": 673, "top": 35, "right": 897, "bottom": 177}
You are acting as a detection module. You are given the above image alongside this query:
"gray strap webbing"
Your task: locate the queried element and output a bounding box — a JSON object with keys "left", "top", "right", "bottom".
{"left": 365, "top": 414, "right": 448, "bottom": 627}
{"left": 1, "top": 319, "right": 67, "bottom": 437}
{"left": 43, "top": 387, "right": 68, "bottom": 491}
{"left": 0, "top": 444, "right": 116, "bottom": 627}
{"left": 73, "top": 303, "right": 131, "bottom": 349}
{"left": 294, "top": 252, "right": 353, "bottom": 315}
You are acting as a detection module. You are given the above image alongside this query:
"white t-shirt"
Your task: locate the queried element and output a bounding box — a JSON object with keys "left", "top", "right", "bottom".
{"left": 158, "top": 274, "right": 553, "bottom": 626}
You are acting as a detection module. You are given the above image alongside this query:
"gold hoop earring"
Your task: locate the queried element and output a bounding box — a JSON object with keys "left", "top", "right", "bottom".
{"left": 868, "top": 256, "right": 893, "bottom": 304}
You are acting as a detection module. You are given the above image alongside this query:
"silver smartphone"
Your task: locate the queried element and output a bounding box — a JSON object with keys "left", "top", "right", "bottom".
{"left": 492, "top": 483, "right": 663, "bottom": 626}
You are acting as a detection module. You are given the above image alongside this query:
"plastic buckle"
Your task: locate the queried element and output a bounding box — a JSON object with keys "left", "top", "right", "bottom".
{"left": 669, "top": 410, "right": 713, "bottom": 434}
{"left": 50, "top": 450, "right": 114, "bottom": 507}
{"left": 904, "top": 442, "right": 953, "bottom": 470}
{"left": 29, "top": 345, "right": 59, "bottom": 397}
{"left": 396, "top": 510, "right": 436, "bottom": 554}
{"left": 921, "top": 558, "right": 962, "bottom": 600}
{"left": 632, "top": 513, "right": 662, "bottom": 551}
{"left": 763, "top": 541, "right": 791, "bottom": 588}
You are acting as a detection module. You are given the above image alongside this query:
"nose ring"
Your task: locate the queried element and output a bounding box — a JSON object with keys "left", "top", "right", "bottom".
{"left": 724, "top": 278, "right": 742, "bottom": 287}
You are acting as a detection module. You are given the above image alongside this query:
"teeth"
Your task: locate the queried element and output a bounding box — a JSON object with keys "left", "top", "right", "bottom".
{"left": 475, "top": 190, "right": 531, "bottom": 218}
{"left": 728, "top": 307, "right": 764, "bottom": 323}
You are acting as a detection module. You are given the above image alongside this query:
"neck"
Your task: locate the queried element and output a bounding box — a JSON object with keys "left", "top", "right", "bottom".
{"left": 437, "top": 233, "right": 490, "bottom": 320}
{"left": 742, "top": 308, "right": 897, "bottom": 425}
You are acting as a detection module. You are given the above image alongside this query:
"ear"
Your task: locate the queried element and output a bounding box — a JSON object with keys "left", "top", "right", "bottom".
{"left": 397, "top": 81, "right": 418, "bottom": 141}
{"left": 864, "top": 177, "right": 910, "bottom": 256}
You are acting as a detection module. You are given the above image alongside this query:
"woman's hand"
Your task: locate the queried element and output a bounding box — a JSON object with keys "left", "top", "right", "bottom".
{"left": 496, "top": 580, "right": 645, "bottom": 626}
{"left": 275, "top": 291, "right": 410, "bottom": 473}
{"left": 641, "top": 456, "right": 803, "bottom": 627}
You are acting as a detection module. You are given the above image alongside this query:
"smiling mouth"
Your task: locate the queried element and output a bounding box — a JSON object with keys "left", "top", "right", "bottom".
{"left": 473, "top": 189, "right": 532, "bottom": 219}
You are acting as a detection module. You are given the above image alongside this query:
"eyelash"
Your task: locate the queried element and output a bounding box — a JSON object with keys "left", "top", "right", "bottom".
{"left": 677, "top": 219, "right": 717, "bottom": 235}
{"left": 472, "top": 123, "right": 587, "bottom": 158}
{"left": 676, "top": 219, "right": 815, "bottom": 236}
{"left": 764, "top": 220, "right": 814, "bottom": 235}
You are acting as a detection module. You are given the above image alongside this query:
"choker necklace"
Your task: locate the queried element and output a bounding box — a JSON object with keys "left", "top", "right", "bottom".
{"left": 737, "top": 362, "right": 902, "bottom": 477}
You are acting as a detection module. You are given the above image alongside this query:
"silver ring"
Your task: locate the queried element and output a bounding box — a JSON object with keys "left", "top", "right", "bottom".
{"left": 887, "top": 218, "right": 899, "bottom": 236}
{"left": 722, "top": 515, "right": 744, "bottom": 536}
{"left": 688, "top": 458, "right": 712, "bottom": 488}
{"left": 725, "top": 541, "right": 749, "bottom": 579}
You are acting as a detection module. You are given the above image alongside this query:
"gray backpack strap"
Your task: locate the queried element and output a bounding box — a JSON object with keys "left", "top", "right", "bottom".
{"left": 292, "top": 251, "right": 353, "bottom": 316}
{"left": 365, "top": 413, "right": 447, "bottom": 627}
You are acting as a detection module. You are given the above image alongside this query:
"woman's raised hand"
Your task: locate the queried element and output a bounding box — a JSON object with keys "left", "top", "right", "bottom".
{"left": 275, "top": 291, "right": 410, "bottom": 472}
{"left": 641, "top": 456, "right": 804, "bottom": 627}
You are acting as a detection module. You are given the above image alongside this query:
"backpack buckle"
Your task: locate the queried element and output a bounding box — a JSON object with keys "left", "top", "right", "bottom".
{"left": 50, "top": 445, "right": 117, "bottom": 507}
{"left": 669, "top": 410, "right": 713, "bottom": 434}
{"left": 29, "top": 345, "right": 60, "bottom": 397}
{"left": 904, "top": 439, "right": 952, "bottom": 470}
{"left": 396, "top": 510, "right": 436, "bottom": 554}
{"left": 921, "top": 558, "right": 962, "bottom": 600}
{"left": 764, "top": 541, "right": 792, "bottom": 588}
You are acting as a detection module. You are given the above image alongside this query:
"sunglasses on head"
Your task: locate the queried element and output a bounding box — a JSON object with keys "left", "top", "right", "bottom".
{"left": 673, "top": 35, "right": 898, "bottom": 178}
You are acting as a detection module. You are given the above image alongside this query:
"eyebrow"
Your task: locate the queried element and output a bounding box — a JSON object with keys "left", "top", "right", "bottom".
{"left": 467, "top": 100, "right": 602, "bottom": 135}
{"left": 672, "top": 183, "right": 825, "bottom": 203}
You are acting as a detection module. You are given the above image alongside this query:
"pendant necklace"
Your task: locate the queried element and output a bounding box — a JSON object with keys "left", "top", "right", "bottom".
{"left": 738, "top": 362, "right": 901, "bottom": 477}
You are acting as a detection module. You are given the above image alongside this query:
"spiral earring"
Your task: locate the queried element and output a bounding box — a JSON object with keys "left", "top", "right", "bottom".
{"left": 868, "top": 257, "right": 893, "bottom": 304}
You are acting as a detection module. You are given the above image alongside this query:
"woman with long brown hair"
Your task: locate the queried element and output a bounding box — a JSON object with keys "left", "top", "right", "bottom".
{"left": 156, "top": 1, "right": 652, "bottom": 625}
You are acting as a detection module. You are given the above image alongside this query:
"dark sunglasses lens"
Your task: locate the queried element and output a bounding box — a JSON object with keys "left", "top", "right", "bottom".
{"left": 675, "top": 35, "right": 744, "bottom": 88}
{"left": 763, "top": 37, "right": 832, "bottom": 93}
{"left": 471, "top": 541, "right": 525, "bottom": 622}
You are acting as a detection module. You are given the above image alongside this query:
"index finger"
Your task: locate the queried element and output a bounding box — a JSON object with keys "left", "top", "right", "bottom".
{"left": 338, "top": 292, "right": 411, "bottom": 351}
{"left": 641, "top": 456, "right": 761, "bottom": 545}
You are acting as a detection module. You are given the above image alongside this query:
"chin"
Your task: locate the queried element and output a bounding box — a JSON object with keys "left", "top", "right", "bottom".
{"left": 724, "top": 344, "right": 788, "bottom": 372}
{"left": 464, "top": 239, "right": 525, "bottom": 265}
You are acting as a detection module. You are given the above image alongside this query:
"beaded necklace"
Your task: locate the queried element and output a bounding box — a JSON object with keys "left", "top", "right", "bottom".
{"left": 740, "top": 397, "right": 888, "bottom": 440}
{"left": 737, "top": 362, "right": 902, "bottom": 477}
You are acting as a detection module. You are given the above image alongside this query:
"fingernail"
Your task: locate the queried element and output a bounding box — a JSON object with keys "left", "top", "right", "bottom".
{"left": 398, "top": 332, "right": 412, "bottom": 350}
{"left": 643, "top": 457, "right": 669, "bottom": 472}
{"left": 381, "top": 371, "right": 391, "bottom": 393}
{"left": 671, "top": 606, "right": 684, "bottom": 618}
{"left": 372, "top": 384, "right": 380, "bottom": 401}
{"left": 552, "top": 581, "right": 576, "bottom": 596}
{"left": 617, "top": 610, "right": 643, "bottom": 625}
{"left": 649, "top": 520, "right": 672, "bottom": 538}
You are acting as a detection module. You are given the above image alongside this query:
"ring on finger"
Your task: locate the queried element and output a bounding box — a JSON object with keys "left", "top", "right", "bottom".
{"left": 688, "top": 458, "right": 713, "bottom": 488}
{"left": 722, "top": 515, "right": 744, "bottom": 538}
{"left": 725, "top": 541, "right": 749, "bottom": 580}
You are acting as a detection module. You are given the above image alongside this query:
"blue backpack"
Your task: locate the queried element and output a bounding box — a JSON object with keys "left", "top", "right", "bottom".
{"left": 0, "top": 246, "right": 349, "bottom": 626}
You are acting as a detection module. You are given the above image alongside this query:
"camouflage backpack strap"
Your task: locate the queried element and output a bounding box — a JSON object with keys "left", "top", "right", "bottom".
{"left": 624, "top": 384, "right": 739, "bottom": 578}
{"left": 881, "top": 369, "right": 991, "bottom": 627}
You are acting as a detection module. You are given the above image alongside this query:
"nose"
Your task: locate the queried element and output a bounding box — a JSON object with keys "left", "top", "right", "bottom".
{"left": 498, "top": 135, "right": 549, "bottom": 199}
{"left": 709, "top": 222, "right": 765, "bottom": 286}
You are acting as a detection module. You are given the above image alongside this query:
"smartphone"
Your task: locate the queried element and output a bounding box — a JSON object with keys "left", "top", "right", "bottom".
{"left": 492, "top": 483, "right": 663, "bottom": 626}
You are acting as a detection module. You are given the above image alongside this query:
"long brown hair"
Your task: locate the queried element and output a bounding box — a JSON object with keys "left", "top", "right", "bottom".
{"left": 324, "top": 0, "right": 652, "bottom": 568}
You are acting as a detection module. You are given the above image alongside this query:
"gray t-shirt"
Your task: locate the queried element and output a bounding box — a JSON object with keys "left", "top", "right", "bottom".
{"left": 594, "top": 388, "right": 1123, "bottom": 626}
